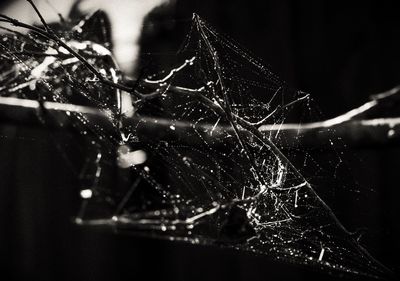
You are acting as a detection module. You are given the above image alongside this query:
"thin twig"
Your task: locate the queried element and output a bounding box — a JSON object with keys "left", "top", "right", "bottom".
{"left": 0, "top": 14, "right": 143, "bottom": 98}
{"left": 26, "top": 0, "right": 51, "bottom": 32}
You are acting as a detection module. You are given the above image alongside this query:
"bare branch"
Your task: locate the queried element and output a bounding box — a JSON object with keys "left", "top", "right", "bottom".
{"left": 1, "top": 94, "right": 398, "bottom": 148}
{"left": 26, "top": 0, "right": 51, "bottom": 32}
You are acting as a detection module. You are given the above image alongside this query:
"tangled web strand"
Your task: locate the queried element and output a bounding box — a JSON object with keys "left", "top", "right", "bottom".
{"left": 0, "top": 8, "right": 392, "bottom": 279}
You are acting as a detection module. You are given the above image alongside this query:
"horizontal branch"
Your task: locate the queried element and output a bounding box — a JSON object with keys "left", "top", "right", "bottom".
{"left": 0, "top": 95, "right": 399, "bottom": 148}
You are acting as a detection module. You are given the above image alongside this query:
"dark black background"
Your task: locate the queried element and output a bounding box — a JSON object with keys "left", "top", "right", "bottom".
{"left": 0, "top": 1, "right": 399, "bottom": 280}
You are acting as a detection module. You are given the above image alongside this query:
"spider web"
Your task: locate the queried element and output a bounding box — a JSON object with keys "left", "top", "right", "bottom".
{"left": 0, "top": 10, "right": 391, "bottom": 279}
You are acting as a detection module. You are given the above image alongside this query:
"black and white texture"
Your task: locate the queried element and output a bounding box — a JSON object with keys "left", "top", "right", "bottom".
{"left": 0, "top": 1, "right": 399, "bottom": 281}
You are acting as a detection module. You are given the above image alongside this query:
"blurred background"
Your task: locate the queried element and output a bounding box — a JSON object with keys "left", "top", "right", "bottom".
{"left": 0, "top": 0, "right": 399, "bottom": 280}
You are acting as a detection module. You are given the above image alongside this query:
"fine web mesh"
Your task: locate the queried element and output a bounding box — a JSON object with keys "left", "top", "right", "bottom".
{"left": 0, "top": 9, "right": 391, "bottom": 279}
